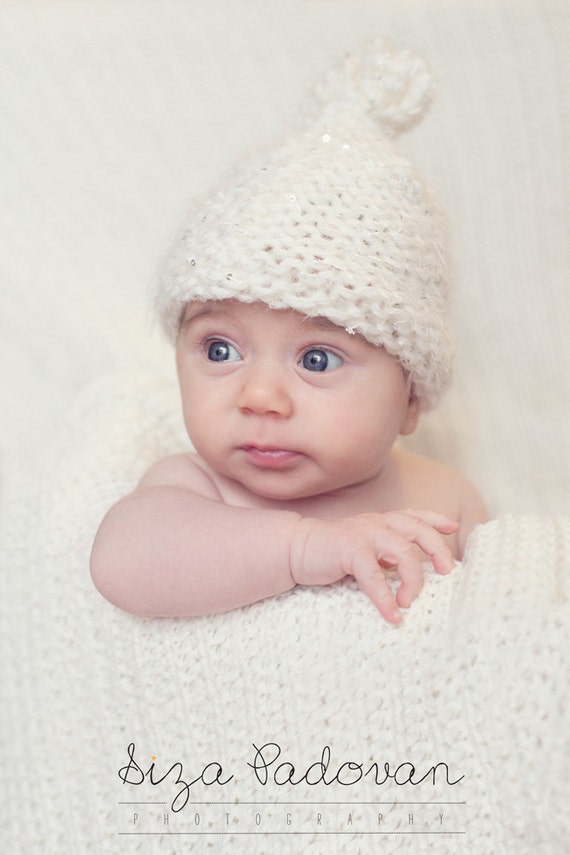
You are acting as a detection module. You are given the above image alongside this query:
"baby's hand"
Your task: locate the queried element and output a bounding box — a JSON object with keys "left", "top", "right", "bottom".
{"left": 289, "top": 510, "right": 458, "bottom": 624}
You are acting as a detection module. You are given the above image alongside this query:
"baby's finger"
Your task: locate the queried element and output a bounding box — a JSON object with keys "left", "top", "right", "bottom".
{"left": 374, "top": 535, "right": 424, "bottom": 609}
{"left": 390, "top": 545, "right": 426, "bottom": 608}
{"left": 382, "top": 512, "right": 456, "bottom": 576}
{"left": 352, "top": 553, "right": 403, "bottom": 624}
{"left": 371, "top": 527, "right": 426, "bottom": 607}
{"left": 402, "top": 508, "right": 459, "bottom": 535}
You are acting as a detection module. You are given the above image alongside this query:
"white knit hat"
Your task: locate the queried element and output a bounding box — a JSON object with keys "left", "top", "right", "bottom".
{"left": 156, "top": 39, "right": 452, "bottom": 410}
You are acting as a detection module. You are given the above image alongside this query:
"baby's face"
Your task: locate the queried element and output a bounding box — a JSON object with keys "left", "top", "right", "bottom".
{"left": 176, "top": 300, "right": 418, "bottom": 501}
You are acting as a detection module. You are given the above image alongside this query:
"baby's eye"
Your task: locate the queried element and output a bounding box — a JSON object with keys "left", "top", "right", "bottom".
{"left": 206, "top": 340, "right": 241, "bottom": 362}
{"left": 301, "top": 348, "right": 343, "bottom": 372}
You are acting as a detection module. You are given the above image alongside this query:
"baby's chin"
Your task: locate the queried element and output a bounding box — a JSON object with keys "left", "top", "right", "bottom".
{"left": 210, "top": 462, "right": 324, "bottom": 503}
{"left": 235, "top": 477, "right": 325, "bottom": 504}
{"left": 229, "top": 470, "right": 367, "bottom": 507}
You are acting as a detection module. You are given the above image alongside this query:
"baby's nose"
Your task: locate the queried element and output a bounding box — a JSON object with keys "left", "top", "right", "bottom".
{"left": 237, "top": 365, "right": 293, "bottom": 418}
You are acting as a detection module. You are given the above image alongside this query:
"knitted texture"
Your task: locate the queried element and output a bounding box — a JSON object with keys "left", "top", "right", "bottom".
{"left": 2, "top": 372, "right": 569, "bottom": 854}
{"left": 156, "top": 39, "right": 452, "bottom": 411}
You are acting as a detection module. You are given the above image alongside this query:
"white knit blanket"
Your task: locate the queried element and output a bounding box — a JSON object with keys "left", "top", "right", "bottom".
{"left": 2, "top": 373, "right": 569, "bottom": 854}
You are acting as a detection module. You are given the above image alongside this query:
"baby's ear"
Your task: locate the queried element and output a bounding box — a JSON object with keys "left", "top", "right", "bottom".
{"left": 399, "top": 394, "right": 420, "bottom": 436}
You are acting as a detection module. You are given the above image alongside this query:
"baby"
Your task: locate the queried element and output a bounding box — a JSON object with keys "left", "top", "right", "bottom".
{"left": 90, "top": 40, "right": 487, "bottom": 624}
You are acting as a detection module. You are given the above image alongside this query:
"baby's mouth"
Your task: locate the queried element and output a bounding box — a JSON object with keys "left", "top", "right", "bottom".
{"left": 240, "top": 446, "right": 301, "bottom": 469}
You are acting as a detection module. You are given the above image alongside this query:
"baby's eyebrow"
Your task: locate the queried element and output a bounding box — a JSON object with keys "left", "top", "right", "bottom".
{"left": 180, "top": 304, "right": 225, "bottom": 327}
{"left": 305, "top": 315, "right": 345, "bottom": 333}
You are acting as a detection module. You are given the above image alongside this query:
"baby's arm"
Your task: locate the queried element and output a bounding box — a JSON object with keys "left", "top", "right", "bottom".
{"left": 90, "top": 457, "right": 301, "bottom": 617}
{"left": 90, "top": 456, "right": 458, "bottom": 623}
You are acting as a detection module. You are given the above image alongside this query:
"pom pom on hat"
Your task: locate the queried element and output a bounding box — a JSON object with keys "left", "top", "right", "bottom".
{"left": 314, "top": 37, "right": 434, "bottom": 137}
{"left": 156, "top": 39, "right": 452, "bottom": 411}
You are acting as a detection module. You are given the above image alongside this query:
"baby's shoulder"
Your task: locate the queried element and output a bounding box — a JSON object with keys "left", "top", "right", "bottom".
{"left": 394, "top": 447, "right": 488, "bottom": 553}
{"left": 396, "top": 447, "right": 467, "bottom": 490}
{"left": 138, "top": 452, "right": 222, "bottom": 499}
